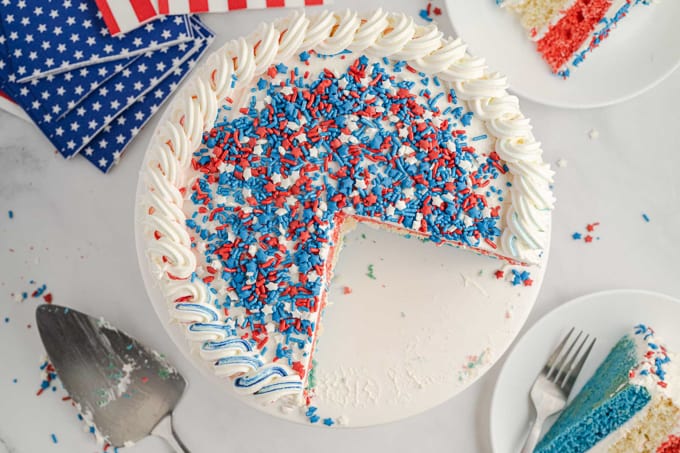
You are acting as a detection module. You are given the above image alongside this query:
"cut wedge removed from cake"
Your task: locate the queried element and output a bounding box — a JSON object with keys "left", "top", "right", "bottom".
{"left": 140, "top": 9, "right": 553, "bottom": 414}
{"left": 536, "top": 325, "right": 680, "bottom": 453}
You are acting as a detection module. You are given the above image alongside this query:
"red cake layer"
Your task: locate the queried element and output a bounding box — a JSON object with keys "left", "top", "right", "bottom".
{"left": 536, "top": 0, "right": 612, "bottom": 73}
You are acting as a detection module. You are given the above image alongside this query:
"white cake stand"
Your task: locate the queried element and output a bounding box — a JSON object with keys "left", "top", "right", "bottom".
{"left": 133, "top": 30, "right": 551, "bottom": 427}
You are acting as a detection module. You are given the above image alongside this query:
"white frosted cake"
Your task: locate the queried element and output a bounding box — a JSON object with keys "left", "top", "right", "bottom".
{"left": 139, "top": 9, "right": 553, "bottom": 421}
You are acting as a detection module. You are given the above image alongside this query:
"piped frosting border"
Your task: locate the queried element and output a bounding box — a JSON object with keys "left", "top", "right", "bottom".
{"left": 138, "top": 9, "right": 554, "bottom": 406}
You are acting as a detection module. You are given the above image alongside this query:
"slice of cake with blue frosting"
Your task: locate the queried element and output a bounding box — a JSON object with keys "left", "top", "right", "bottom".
{"left": 535, "top": 324, "right": 680, "bottom": 453}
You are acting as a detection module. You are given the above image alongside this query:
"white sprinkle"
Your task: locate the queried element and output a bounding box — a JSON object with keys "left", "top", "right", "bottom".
{"left": 395, "top": 200, "right": 407, "bottom": 210}
{"left": 588, "top": 128, "right": 599, "bottom": 140}
{"left": 556, "top": 158, "right": 568, "bottom": 168}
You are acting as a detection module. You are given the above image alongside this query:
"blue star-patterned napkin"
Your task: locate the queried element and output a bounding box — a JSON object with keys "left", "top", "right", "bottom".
{"left": 82, "top": 21, "right": 213, "bottom": 172}
{"left": 11, "top": 55, "right": 142, "bottom": 119}
{"left": 0, "top": 0, "right": 193, "bottom": 82}
{"left": 1, "top": 19, "right": 211, "bottom": 160}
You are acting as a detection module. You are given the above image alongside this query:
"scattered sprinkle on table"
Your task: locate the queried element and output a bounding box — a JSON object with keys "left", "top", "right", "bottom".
{"left": 51, "top": 433, "right": 58, "bottom": 444}
{"left": 366, "top": 264, "right": 376, "bottom": 280}
{"left": 7, "top": 210, "right": 13, "bottom": 219}
{"left": 642, "top": 213, "right": 650, "bottom": 222}
{"left": 572, "top": 222, "right": 601, "bottom": 243}
{"left": 342, "top": 286, "right": 352, "bottom": 295}
{"left": 588, "top": 128, "right": 599, "bottom": 140}
{"left": 419, "top": 2, "right": 442, "bottom": 22}
{"left": 556, "top": 158, "right": 568, "bottom": 168}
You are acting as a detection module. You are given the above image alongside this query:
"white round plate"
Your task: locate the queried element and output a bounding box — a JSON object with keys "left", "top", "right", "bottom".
{"left": 442, "top": 0, "right": 680, "bottom": 108}
{"left": 490, "top": 289, "right": 680, "bottom": 452}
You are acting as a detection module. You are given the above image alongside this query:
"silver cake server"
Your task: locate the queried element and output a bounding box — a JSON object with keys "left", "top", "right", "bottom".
{"left": 35, "top": 304, "right": 189, "bottom": 452}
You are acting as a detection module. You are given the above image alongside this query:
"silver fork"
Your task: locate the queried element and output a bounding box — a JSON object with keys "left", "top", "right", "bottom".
{"left": 520, "top": 328, "right": 596, "bottom": 453}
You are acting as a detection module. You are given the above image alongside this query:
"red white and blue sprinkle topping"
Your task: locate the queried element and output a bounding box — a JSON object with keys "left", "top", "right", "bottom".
{"left": 631, "top": 324, "right": 671, "bottom": 389}
{"left": 181, "top": 51, "right": 515, "bottom": 411}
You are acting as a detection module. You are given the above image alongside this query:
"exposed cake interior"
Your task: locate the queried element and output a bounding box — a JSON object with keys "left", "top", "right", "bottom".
{"left": 507, "top": 0, "right": 576, "bottom": 38}
{"left": 536, "top": 0, "right": 612, "bottom": 72}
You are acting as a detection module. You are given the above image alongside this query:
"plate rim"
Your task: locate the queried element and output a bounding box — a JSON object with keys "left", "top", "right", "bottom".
{"left": 489, "top": 288, "right": 680, "bottom": 452}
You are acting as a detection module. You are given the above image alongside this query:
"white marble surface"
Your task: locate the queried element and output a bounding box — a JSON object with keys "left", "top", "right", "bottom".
{"left": 1, "top": 2, "right": 679, "bottom": 452}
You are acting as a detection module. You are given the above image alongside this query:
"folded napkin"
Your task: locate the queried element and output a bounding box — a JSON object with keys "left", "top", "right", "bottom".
{"left": 0, "top": 0, "right": 213, "bottom": 173}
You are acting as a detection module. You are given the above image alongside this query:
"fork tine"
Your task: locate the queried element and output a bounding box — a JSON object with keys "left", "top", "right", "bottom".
{"left": 544, "top": 327, "right": 574, "bottom": 375}
{"left": 549, "top": 330, "right": 582, "bottom": 380}
{"left": 562, "top": 336, "right": 596, "bottom": 396}
{"left": 556, "top": 333, "right": 589, "bottom": 387}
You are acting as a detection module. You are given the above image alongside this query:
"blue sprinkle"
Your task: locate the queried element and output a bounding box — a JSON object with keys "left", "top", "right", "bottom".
{"left": 461, "top": 112, "right": 474, "bottom": 127}
{"left": 572, "top": 232, "right": 582, "bottom": 240}
{"left": 51, "top": 433, "right": 58, "bottom": 444}
{"left": 299, "top": 51, "right": 311, "bottom": 62}
{"left": 3, "top": 317, "right": 8, "bottom": 323}
{"left": 642, "top": 213, "right": 650, "bottom": 222}
{"left": 418, "top": 9, "right": 433, "bottom": 22}
{"left": 323, "top": 417, "right": 335, "bottom": 426}
{"left": 471, "top": 134, "right": 488, "bottom": 142}
{"left": 8, "top": 210, "right": 13, "bottom": 219}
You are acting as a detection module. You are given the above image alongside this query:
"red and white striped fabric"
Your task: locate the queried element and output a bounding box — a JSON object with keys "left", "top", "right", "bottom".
{"left": 95, "top": 0, "right": 159, "bottom": 36}
{"left": 157, "top": 0, "right": 324, "bottom": 17}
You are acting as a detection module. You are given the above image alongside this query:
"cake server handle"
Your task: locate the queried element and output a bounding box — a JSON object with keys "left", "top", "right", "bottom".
{"left": 521, "top": 413, "right": 547, "bottom": 453}
{"left": 151, "top": 414, "right": 190, "bottom": 453}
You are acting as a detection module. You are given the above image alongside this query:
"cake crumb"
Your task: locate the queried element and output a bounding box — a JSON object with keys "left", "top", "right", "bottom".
{"left": 556, "top": 158, "right": 568, "bottom": 168}
{"left": 588, "top": 128, "right": 599, "bottom": 140}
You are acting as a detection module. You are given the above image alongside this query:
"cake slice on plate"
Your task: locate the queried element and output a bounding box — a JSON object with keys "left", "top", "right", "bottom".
{"left": 497, "top": 0, "right": 657, "bottom": 77}
{"left": 536, "top": 324, "right": 680, "bottom": 453}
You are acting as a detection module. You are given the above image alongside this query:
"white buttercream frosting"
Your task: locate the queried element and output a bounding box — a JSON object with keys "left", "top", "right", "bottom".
{"left": 139, "top": 9, "right": 554, "bottom": 406}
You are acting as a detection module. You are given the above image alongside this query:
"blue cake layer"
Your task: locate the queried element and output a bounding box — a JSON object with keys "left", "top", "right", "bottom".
{"left": 535, "top": 334, "right": 652, "bottom": 453}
